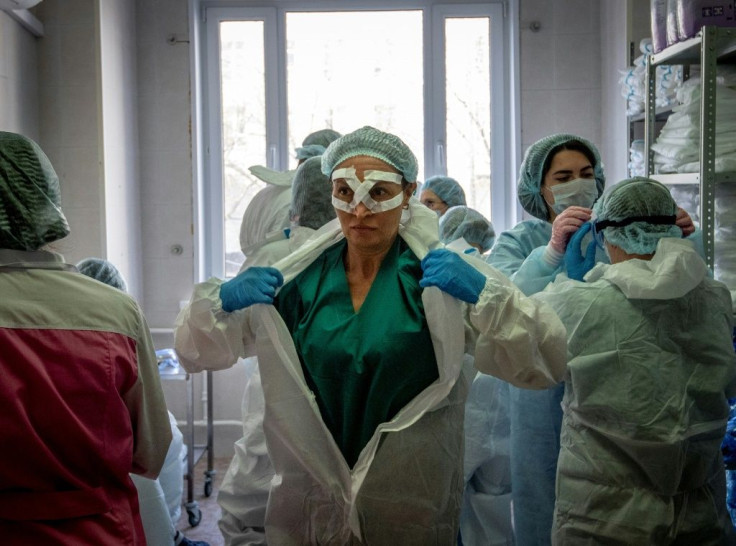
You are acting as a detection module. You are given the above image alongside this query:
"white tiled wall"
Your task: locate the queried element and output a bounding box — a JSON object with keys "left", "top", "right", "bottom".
{"left": 519, "top": 0, "right": 602, "bottom": 156}
{"left": 35, "top": 0, "right": 105, "bottom": 264}
{"left": 0, "top": 10, "right": 40, "bottom": 139}
{"left": 135, "top": 0, "right": 194, "bottom": 331}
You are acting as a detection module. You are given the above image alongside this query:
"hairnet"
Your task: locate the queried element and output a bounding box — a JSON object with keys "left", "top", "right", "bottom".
{"left": 422, "top": 176, "right": 467, "bottom": 208}
{"left": 290, "top": 156, "right": 336, "bottom": 230}
{"left": 321, "top": 126, "right": 418, "bottom": 183}
{"left": 0, "top": 131, "right": 70, "bottom": 250}
{"left": 517, "top": 133, "right": 605, "bottom": 221}
{"left": 239, "top": 184, "right": 292, "bottom": 252}
{"left": 295, "top": 129, "right": 342, "bottom": 160}
{"left": 440, "top": 206, "right": 495, "bottom": 253}
{"left": 76, "top": 257, "right": 128, "bottom": 292}
{"left": 593, "top": 177, "right": 680, "bottom": 255}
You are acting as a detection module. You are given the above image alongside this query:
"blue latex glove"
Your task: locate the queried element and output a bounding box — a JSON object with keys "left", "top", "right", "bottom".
{"left": 219, "top": 267, "right": 284, "bottom": 312}
{"left": 420, "top": 249, "right": 486, "bottom": 304}
{"left": 564, "top": 222, "right": 597, "bottom": 281}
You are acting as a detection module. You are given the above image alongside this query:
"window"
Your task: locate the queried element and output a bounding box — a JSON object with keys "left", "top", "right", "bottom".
{"left": 196, "top": 1, "right": 515, "bottom": 278}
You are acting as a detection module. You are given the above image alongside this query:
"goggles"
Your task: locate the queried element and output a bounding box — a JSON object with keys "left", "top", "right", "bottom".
{"left": 331, "top": 167, "right": 405, "bottom": 214}
{"left": 592, "top": 214, "right": 677, "bottom": 248}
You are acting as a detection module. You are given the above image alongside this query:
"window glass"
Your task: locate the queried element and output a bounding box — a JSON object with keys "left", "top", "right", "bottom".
{"left": 220, "top": 20, "right": 268, "bottom": 275}
{"left": 285, "top": 11, "right": 424, "bottom": 175}
{"left": 445, "top": 17, "right": 491, "bottom": 219}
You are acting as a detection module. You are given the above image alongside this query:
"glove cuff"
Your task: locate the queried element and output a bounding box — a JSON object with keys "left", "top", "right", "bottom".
{"left": 542, "top": 244, "right": 564, "bottom": 267}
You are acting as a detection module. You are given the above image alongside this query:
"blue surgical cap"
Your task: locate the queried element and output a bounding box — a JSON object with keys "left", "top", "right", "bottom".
{"left": 0, "top": 131, "right": 70, "bottom": 251}
{"left": 321, "top": 126, "right": 418, "bottom": 183}
{"left": 593, "top": 177, "right": 680, "bottom": 255}
{"left": 295, "top": 129, "right": 342, "bottom": 161}
{"left": 440, "top": 206, "right": 495, "bottom": 253}
{"left": 76, "top": 258, "right": 128, "bottom": 292}
{"left": 422, "top": 176, "right": 467, "bottom": 208}
{"left": 290, "top": 156, "right": 336, "bottom": 230}
{"left": 518, "top": 133, "right": 605, "bottom": 221}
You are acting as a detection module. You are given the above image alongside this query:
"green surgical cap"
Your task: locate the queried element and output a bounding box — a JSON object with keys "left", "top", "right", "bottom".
{"left": 593, "top": 177, "right": 680, "bottom": 255}
{"left": 290, "top": 156, "right": 336, "bottom": 230}
{"left": 295, "top": 129, "right": 342, "bottom": 160}
{"left": 422, "top": 176, "right": 467, "bottom": 208}
{"left": 440, "top": 205, "right": 495, "bottom": 253}
{"left": 0, "top": 131, "right": 70, "bottom": 250}
{"left": 321, "top": 126, "right": 418, "bottom": 182}
{"left": 76, "top": 257, "right": 128, "bottom": 292}
{"left": 517, "top": 133, "right": 605, "bottom": 221}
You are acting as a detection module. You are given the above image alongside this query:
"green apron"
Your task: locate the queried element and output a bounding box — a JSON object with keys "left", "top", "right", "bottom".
{"left": 275, "top": 237, "right": 438, "bottom": 467}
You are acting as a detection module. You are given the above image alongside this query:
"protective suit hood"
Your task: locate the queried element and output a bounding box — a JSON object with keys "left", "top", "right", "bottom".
{"left": 585, "top": 237, "right": 706, "bottom": 300}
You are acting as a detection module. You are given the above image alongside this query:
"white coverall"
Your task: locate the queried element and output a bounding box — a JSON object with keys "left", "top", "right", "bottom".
{"left": 534, "top": 238, "right": 736, "bottom": 545}
{"left": 174, "top": 199, "right": 567, "bottom": 545}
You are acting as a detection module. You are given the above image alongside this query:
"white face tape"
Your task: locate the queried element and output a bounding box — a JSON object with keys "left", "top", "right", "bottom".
{"left": 331, "top": 167, "right": 405, "bottom": 214}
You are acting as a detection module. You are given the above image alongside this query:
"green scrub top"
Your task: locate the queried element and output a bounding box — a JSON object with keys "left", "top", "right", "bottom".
{"left": 275, "top": 236, "right": 439, "bottom": 468}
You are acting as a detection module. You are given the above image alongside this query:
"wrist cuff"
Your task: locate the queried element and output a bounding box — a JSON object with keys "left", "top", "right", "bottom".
{"left": 542, "top": 244, "right": 564, "bottom": 267}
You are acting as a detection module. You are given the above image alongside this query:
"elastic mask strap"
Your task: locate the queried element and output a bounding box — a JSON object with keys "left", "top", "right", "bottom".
{"left": 594, "top": 214, "right": 676, "bottom": 230}
{"left": 331, "top": 167, "right": 405, "bottom": 214}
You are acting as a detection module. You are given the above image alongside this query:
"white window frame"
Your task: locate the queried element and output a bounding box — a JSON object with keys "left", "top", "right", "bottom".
{"left": 190, "top": 0, "right": 520, "bottom": 280}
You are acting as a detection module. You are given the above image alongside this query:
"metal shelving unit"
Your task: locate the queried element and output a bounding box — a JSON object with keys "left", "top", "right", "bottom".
{"left": 643, "top": 26, "right": 736, "bottom": 270}
{"left": 159, "top": 365, "right": 215, "bottom": 528}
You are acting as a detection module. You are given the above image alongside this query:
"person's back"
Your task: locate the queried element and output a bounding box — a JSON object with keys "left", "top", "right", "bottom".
{"left": 0, "top": 131, "right": 171, "bottom": 544}
{"left": 0, "top": 261, "right": 170, "bottom": 544}
{"left": 537, "top": 177, "right": 736, "bottom": 544}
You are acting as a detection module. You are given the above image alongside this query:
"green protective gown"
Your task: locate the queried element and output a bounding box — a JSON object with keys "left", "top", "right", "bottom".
{"left": 275, "top": 236, "right": 439, "bottom": 468}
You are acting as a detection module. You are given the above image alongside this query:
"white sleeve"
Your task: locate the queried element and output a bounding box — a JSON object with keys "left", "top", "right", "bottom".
{"left": 464, "top": 261, "right": 567, "bottom": 389}
{"left": 173, "top": 277, "right": 257, "bottom": 373}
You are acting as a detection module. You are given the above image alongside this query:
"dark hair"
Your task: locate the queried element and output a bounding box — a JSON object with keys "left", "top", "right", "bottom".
{"left": 541, "top": 141, "right": 597, "bottom": 180}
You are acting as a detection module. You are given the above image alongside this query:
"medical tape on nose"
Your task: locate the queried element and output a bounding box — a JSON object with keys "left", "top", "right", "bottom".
{"left": 331, "top": 167, "right": 404, "bottom": 213}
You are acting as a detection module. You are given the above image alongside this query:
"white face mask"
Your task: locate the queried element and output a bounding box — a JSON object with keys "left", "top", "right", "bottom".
{"left": 331, "top": 167, "right": 405, "bottom": 214}
{"left": 546, "top": 177, "right": 598, "bottom": 215}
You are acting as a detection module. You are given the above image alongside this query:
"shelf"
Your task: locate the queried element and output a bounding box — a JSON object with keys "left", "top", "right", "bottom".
{"left": 651, "top": 172, "right": 736, "bottom": 185}
{"left": 650, "top": 173, "right": 699, "bottom": 185}
{"left": 651, "top": 27, "right": 736, "bottom": 66}
{"left": 628, "top": 107, "right": 673, "bottom": 123}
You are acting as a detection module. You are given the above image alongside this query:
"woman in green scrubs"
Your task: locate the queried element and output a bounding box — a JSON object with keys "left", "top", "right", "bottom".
{"left": 175, "top": 126, "right": 567, "bottom": 545}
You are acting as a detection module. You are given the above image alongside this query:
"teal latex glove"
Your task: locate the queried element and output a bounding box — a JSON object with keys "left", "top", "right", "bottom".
{"left": 564, "top": 222, "right": 597, "bottom": 281}
{"left": 420, "top": 249, "right": 486, "bottom": 304}
{"left": 220, "top": 267, "right": 284, "bottom": 312}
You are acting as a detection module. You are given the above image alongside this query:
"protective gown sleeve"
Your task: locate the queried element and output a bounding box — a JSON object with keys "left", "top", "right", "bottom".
{"left": 463, "top": 258, "right": 567, "bottom": 389}
{"left": 174, "top": 277, "right": 257, "bottom": 373}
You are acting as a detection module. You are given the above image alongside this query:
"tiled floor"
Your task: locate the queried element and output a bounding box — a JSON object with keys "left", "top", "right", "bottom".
{"left": 175, "top": 456, "right": 231, "bottom": 546}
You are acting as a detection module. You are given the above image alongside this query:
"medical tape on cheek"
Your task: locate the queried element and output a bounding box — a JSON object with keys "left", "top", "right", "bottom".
{"left": 331, "top": 167, "right": 405, "bottom": 213}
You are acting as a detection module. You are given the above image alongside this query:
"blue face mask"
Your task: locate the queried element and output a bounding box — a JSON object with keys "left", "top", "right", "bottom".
{"left": 547, "top": 177, "right": 598, "bottom": 215}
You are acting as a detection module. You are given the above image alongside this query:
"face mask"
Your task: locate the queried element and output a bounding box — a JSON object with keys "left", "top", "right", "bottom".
{"left": 546, "top": 177, "right": 598, "bottom": 215}
{"left": 331, "top": 167, "right": 405, "bottom": 214}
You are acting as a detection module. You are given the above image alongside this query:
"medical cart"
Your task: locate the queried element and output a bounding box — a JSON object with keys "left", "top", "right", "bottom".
{"left": 157, "top": 349, "right": 215, "bottom": 528}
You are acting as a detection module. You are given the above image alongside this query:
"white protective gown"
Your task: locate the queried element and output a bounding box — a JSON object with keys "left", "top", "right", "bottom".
{"left": 217, "top": 226, "right": 316, "bottom": 546}
{"left": 174, "top": 199, "right": 567, "bottom": 545}
{"left": 533, "top": 238, "right": 736, "bottom": 545}
{"left": 446, "top": 238, "right": 514, "bottom": 546}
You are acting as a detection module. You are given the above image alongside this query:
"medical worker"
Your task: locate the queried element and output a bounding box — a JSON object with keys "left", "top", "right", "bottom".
{"left": 0, "top": 131, "right": 171, "bottom": 544}
{"left": 439, "top": 205, "right": 495, "bottom": 257}
{"left": 76, "top": 257, "right": 205, "bottom": 546}
{"left": 540, "top": 177, "right": 736, "bottom": 544}
{"left": 217, "top": 156, "right": 336, "bottom": 545}
{"left": 248, "top": 129, "right": 342, "bottom": 187}
{"left": 439, "top": 208, "right": 511, "bottom": 545}
{"left": 175, "top": 126, "right": 567, "bottom": 544}
{"left": 485, "top": 134, "right": 607, "bottom": 544}
{"left": 420, "top": 175, "right": 467, "bottom": 216}
{"left": 295, "top": 128, "right": 343, "bottom": 165}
